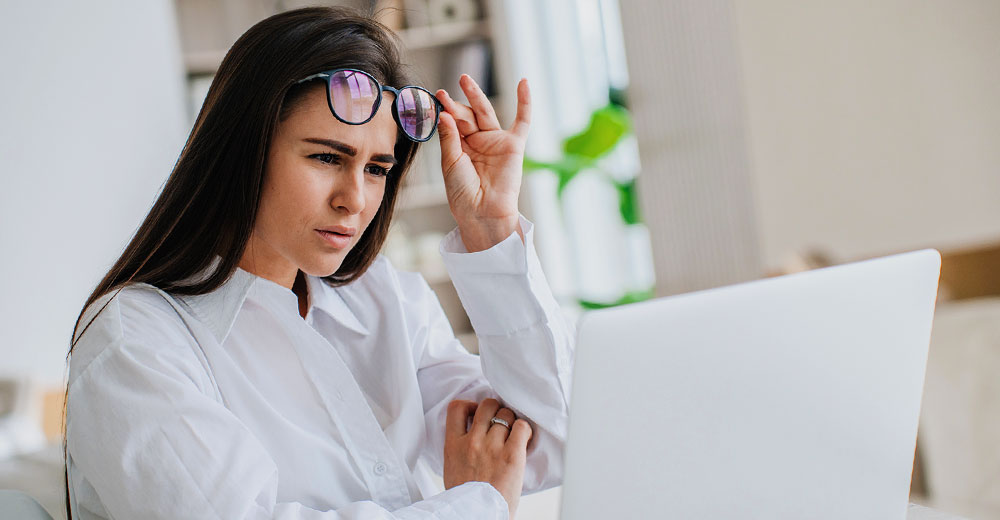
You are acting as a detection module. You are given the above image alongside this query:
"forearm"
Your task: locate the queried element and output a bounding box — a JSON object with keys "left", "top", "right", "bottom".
{"left": 440, "top": 214, "right": 576, "bottom": 490}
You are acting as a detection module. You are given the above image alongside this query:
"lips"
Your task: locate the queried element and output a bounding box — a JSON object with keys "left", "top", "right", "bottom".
{"left": 316, "top": 225, "right": 356, "bottom": 237}
{"left": 316, "top": 229, "right": 352, "bottom": 249}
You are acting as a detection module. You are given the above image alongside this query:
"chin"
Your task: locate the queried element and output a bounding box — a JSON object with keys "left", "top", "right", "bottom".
{"left": 297, "top": 254, "right": 346, "bottom": 279}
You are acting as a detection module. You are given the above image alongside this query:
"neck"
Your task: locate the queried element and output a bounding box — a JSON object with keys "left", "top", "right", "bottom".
{"left": 237, "top": 233, "right": 298, "bottom": 289}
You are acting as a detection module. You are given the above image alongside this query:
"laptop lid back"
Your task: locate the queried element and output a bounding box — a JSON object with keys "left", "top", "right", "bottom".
{"left": 560, "top": 249, "right": 941, "bottom": 519}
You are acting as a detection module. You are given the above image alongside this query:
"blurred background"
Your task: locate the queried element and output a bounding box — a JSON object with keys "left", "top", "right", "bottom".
{"left": 1, "top": 0, "right": 998, "bottom": 518}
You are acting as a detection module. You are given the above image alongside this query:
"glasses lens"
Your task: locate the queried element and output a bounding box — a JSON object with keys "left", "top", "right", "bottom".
{"left": 329, "top": 70, "right": 379, "bottom": 123}
{"left": 396, "top": 87, "right": 438, "bottom": 140}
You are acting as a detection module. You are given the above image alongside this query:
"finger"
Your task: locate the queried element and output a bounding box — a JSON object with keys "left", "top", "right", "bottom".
{"left": 436, "top": 111, "right": 465, "bottom": 175}
{"left": 470, "top": 397, "right": 501, "bottom": 438}
{"left": 446, "top": 399, "right": 477, "bottom": 438}
{"left": 459, "top": 74, "right": 501, "bottom": 132}
{"left": 435, "top": 89, "right": 479, "bottom": 136}
{"left": 505, "top": 418, "right": 533, "bottom": 453}
{"left": 437, "top": 112, "right": 479, "bottom": 192}
{"left": 486, "top": 407, "right": 517, "bottom": 444}
{"left": 510, "top": 78, "right": 531, "bottom": 139}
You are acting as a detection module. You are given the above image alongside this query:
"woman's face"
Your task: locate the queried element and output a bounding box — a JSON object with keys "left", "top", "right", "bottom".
{"left": 240, "top": 84, "right": 399, "bottom": 288}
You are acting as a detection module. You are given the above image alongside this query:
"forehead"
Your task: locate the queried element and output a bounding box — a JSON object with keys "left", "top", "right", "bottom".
{"left": 279, "top": 84, "right": 398, "bottom": 151}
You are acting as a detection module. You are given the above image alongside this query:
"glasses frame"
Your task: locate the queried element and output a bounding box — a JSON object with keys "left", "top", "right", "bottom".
{"left": 295, "top": 67, "right": 444, "bottom": 143}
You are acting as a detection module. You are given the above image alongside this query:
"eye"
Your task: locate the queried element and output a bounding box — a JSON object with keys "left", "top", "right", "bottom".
{"left": 309, "top": 153, "right": 340, "bottom": 165}
{"left": 366, "top": 164, "right": 391, "bottom": 177}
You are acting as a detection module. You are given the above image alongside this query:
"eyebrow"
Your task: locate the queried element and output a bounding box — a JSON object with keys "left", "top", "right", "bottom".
{"left": 303, "top": 137, "right": 397, "bottom": 165}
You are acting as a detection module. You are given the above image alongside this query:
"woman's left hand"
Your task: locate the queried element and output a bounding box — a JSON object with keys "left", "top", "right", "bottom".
{"left": 435, "top": 75, "right": 531, "bottom": 252}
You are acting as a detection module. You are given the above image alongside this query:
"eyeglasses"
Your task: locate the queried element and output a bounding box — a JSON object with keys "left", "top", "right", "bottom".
{"left": 294, "top": 68, "right": 444, "bottom": 142}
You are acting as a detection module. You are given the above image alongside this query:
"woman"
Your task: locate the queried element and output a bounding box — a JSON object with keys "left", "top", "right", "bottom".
{"left": 65, "top": 6, "right": 574, "bottom": 520}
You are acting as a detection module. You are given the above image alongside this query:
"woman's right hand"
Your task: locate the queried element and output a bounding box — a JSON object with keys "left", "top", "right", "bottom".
{"left": 443, "top": 397, "right": 533, "bottom": 519}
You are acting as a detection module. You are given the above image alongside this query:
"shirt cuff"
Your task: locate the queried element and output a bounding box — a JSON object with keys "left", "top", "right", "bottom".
{"left": 439, "top": 213, "right": 531, "bottom": 274}
{"left": 439, "top": 214, "right": 551, "bottom": 336}
{"left": 429, "top": 481, "right": 508, "bottom": 519}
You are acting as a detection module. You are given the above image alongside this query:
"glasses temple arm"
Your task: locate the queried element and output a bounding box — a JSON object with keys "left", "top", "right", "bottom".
{"left": 295, "top": 72, "right": 330, "bottom": 85}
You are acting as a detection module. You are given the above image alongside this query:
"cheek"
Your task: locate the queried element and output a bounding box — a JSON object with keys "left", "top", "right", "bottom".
{"left": 361, "top": 182, "right": 387, "bottom": 228}
{"left": 259, "top": 157, "right": 321, "bottom": 234}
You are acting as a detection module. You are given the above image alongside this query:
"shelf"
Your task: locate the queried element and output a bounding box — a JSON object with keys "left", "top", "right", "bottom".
{"left": 395, "top": 20, "right": 490, "bottom": 51}
{"left": 183, "top": 19, "right": 491, "bottom": 75}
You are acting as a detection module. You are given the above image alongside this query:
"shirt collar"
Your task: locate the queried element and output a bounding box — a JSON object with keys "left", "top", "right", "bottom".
{"left": 303, "top": 269, "right": 370, "bottom": 336}
{"left": 175, "top": 255, "right": 370, "bottom": 343}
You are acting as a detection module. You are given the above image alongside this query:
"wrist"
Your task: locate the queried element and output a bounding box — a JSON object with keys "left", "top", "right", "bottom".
{"left": 457, "top": 215, "right": 523, "bottom": 252}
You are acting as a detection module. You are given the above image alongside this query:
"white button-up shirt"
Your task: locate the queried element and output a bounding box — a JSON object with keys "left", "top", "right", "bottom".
{"left": 66, "top": 215, "right": 575, "bottom": 519}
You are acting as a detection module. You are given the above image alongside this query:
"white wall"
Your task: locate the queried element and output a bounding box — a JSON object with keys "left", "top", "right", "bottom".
{"left": 0, "top": 2, "right": 188, "bottom": 385}
{"left": 734, "top": 0, "right": 1000, "bottom": 269}
{"left": 616, "top": 0, "right": 763, "bottom": 296}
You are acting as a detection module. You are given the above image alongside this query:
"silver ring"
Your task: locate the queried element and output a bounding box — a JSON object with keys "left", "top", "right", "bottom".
{"left": 489, "top": 417, "right": 511, "bottom": 429}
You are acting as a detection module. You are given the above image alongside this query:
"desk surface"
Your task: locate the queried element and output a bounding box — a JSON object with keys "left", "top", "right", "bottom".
{"left": 0, "top": 445, "right": 971, "bottom": 520}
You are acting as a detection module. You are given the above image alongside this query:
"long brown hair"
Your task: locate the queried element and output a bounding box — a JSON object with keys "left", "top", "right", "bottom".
{"left": 64, "top": 6, "right": 419, "bottom": 517}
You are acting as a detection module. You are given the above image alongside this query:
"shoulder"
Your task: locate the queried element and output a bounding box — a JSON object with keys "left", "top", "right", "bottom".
{"left": 69, "top": 282, "right": 200, "bottom": 389}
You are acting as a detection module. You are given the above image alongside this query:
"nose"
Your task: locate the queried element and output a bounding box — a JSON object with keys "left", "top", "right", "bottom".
{"left": 331, "top": 164, "right": 367, "bottom": 215}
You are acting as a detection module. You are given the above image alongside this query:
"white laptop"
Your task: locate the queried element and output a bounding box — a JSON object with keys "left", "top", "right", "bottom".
{"left": 559, "top": 249, "right": 941, "bottom": 519}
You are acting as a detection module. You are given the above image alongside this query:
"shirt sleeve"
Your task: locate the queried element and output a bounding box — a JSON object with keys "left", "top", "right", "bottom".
{"left": 66, "top": 293, "right": 508, "bottom": 520}
{"left": 415, "top": 213, "right": 576, "bottom": 493}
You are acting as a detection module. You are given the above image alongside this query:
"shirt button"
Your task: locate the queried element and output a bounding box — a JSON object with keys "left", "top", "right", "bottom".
{"left": 335, "top": 389, "right": 344, "bottom": 401}
{"left": 373, "top": 461, "right": 388, "bottom": 476}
